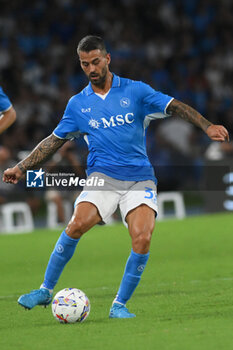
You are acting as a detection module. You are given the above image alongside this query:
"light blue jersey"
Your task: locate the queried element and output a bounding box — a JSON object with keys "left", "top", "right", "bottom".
{"left": 53, "top": 74, "right": 173, "bottom": 182}
{"left": 0, "top": 86, "right": 12, "bottom": 114}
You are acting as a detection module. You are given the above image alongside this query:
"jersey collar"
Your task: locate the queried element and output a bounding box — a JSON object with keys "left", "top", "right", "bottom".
{"left": 85, "top": 73, "right": 120, "bottom": 96}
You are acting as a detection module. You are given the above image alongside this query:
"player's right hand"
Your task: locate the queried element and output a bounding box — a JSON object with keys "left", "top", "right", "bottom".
{"left": 2, "top": 165, "right": 23, "bottom": 184}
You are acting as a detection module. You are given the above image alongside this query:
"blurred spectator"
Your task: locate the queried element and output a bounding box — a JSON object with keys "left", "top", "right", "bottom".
{"left": 44, "top": 141, "right": 85, "bottom": 225}
{"left": 205, "top": 141, "right": 233, "bottom": 161}
{"left": 147, "top": 117, "right": 203, "bottom": 190}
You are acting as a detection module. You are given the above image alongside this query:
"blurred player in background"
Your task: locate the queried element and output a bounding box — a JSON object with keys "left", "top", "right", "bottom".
{"left": 3, "top": 36, "right": 229, "bottom": 318}
{"left": 0, "top": 86, "right": 16, "bottom": 134}
{"left": 0, "top": 87, "right": 17, "bottom": 206}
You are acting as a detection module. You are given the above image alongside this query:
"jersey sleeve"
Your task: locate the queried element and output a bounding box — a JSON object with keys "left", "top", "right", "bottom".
{"left": 0, "top": 87, "right": 12, "bottom": 113}
{"left": 134, "top": 81, "right": 173, "bottom": 118}
{"left": 53, "top": 97, "right": 81, "bottom": 140}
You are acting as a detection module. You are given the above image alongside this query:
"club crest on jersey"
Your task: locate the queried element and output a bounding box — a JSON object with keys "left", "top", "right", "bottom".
{"left": 120, "top": 97, "right": 130, "bottom": 108}
{"left": 88, "top": 118, "right": 100, "bottom": 129}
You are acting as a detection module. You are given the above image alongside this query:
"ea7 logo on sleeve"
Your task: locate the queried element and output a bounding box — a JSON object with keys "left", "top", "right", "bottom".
{"left": 81, "top": 107, "right": 91, "bottom": 113}
{"left": 26, "top": 168, "right": 45, "bottom": 187}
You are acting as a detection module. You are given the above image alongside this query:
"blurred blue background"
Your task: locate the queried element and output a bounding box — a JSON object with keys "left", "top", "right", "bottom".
{"left": 0, "top": 0, "right": 233, "bottom": 224}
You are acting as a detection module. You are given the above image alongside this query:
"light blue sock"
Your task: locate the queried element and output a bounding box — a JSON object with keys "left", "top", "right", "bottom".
{"left": 42, "top": 230, "right": 79, "bottom": 290}
{"left": 115, "top": 249, "right": 149, "bottom": 305}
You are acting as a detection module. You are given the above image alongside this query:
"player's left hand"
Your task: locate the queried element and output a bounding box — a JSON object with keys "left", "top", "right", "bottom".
{"left": 206, "top": 125, "right": 229, "bottom": 142}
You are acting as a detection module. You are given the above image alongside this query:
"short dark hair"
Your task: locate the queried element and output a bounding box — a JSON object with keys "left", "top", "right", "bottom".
{"left": 77, "top": 35, "right": 107, "bottom": 54}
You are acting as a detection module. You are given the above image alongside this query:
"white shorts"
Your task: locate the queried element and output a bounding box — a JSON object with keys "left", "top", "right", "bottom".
{"left": 74, "top": 172, "right": 158, "bottom": 226}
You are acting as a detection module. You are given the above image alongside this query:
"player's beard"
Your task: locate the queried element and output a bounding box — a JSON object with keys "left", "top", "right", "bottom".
{"left": 89, "top": 65, "right": 108, "bottom": 88}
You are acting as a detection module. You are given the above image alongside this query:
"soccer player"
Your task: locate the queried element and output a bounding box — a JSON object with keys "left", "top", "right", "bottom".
{"left": 0, "top": 86, "right": 16, "bottom": 134}
{"left": 3, "top": 36, "right": 229, "bottom": 318}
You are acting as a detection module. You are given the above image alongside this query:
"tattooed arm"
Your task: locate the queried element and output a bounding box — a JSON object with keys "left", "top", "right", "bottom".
{"left": 3, "top": 134, "right": 67, "bottom": 184}
{"left": 167, "top": 99, "right": 229, "bottom": 142}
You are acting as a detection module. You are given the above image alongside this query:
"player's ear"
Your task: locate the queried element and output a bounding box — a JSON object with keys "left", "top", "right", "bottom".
{"left": 106, "top": 53, "right": 111, "bottom": 65}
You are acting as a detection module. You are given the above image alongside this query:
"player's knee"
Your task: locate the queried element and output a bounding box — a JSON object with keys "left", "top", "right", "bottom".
{"left": 131, "top": 221, "right": 154, "bottom": 239}
{"left": 65, "top": 217, "right": 87, "bottom": 239}
{"left": 134, "top": 232, "right": 152, "bottom": 250}
{"left": 131, "top": 225, "right": 153, "bottom": 251}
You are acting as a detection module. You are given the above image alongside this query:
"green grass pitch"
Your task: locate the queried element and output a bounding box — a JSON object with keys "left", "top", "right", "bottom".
{"left": 0, "top": 212, "right": 233, "bottom": 350}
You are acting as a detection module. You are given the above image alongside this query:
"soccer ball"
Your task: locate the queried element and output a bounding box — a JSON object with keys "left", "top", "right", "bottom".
{"left": 51, "top": 288, "right": 90, "bottom": 324}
